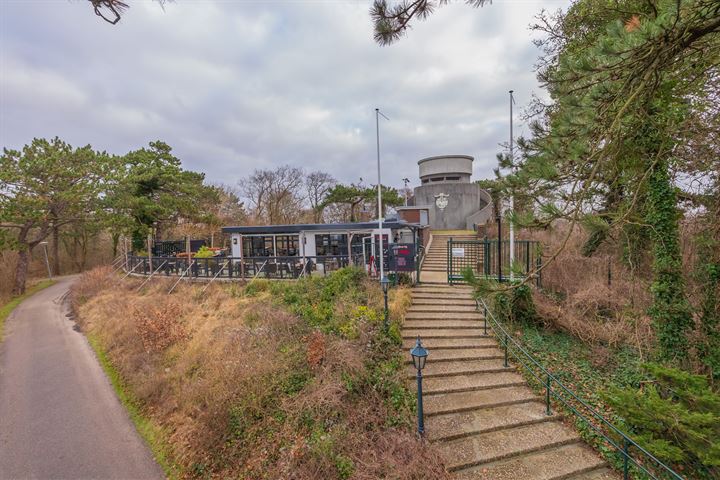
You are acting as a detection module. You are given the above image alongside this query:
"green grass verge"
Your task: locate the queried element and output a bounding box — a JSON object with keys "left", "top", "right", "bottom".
{"left": 0, "top": 279, "right": 55, "bottom": 342}
{"left": 86, "top": 333, "right": 181, "bottom": 479}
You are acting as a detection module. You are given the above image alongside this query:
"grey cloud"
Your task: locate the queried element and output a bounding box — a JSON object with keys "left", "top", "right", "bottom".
{"left": 0, "top": 0, "right": 570, "bottom": 192}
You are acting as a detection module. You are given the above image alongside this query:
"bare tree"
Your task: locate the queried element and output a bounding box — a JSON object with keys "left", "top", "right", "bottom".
{"left": 239, "top": 166, "right": 306, "bottom": 225}
{"left": 305, "top": 171, "right": 336, "bottom": 223}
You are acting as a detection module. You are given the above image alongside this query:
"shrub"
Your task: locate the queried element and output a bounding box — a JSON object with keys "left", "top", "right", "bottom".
{"left": 194, "top": 246, "right": 215, "bottom": 258}
{"left": 132, "top": 302, "right": 188, "bottom": 353}
{"left": 604, "top": 364, "right": 720, "bottom": 477}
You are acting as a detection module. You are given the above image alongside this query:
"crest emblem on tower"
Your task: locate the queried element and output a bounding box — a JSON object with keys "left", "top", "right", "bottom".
{"left": 435, "top": 193, "right": 449, "bottom": 210}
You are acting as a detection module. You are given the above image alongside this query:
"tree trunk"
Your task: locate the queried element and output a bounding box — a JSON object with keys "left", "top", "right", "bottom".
{"left": 112, "top": 232, "right": 120, "bottom": 258}
{"left": 52, "top": 224, "right": 61, "bottom": 276}
{"left": 13, "top": 249, "right": 29, "bottom": 295}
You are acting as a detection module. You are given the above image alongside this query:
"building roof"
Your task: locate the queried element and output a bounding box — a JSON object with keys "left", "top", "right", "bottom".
{"left": 417, "top": 154, "right": 473, "bottom": 165}
{"left": 221, "top": 220, "right": 419, "bottom": 235}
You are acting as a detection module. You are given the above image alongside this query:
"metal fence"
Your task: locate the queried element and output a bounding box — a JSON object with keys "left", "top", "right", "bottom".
{"left": 125, "top": 255, "right": 362, "bottom": 281}
{"left": 152, "top": 239, "right": 207, "bottom": 257}
{"left": 447, "top": 239, "right": 541, "bottom": 284}
{"left": 476, "top": 296, "right": 684, "bottom": 480}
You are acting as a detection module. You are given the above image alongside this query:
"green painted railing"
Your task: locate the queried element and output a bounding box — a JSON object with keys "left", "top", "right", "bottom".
{"left": 475, "top": 296, "right": 684, "bottom": 480}
{"left": 447, "top": 239, "right": 541, "bottom": 285}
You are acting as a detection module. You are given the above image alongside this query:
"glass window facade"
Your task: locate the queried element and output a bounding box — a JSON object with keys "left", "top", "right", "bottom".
{"left": 242, "top": 235, "right": 299, "bottom": 257}
{"left": 276, "top": 235, "right": 299, "bottom": 256}
{"left": 315, "top": 234, "right": 345, "bottom": 256}
{"left": 242, "top": 236, "right": 273, "bottom": 257}
{"left": 315, "top": 234, "right": 365, "bottom": 256}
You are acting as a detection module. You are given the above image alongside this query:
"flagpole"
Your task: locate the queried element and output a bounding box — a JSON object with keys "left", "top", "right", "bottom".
{"left": 376, "top": 108, "right": 385, "bottom": 282}
{"left": 509, "top": 90, "right": 515, "bottom": 281}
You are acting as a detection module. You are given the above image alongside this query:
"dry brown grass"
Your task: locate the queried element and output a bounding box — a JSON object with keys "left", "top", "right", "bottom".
{"left": 72, "top": 268, "right": 447, "bottom": 479}
{"left": 519, "top": 223, "right": 656, "bottom": 352}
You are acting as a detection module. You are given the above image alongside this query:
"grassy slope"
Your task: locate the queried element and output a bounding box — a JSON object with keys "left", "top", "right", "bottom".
{"left": 85, "top": 332, "right": 181, "bottom": 478}
{"left": 0, "top": 279, "right": 55, "bottom": 342}
{"left": 71, "top": 267, "right": 447, "bottom": 479}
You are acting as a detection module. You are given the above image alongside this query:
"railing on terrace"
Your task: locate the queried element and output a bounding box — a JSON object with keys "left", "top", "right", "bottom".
{"left": 125, "top": 254, "right": 364, "bottom": 280}
{"left": 447, "top": 239, "right": 541, "bottom": 285}
{"left": 152, "top": 239, "right": 207, "bottom": 257}
{"left": 475, "top": 295, "right": 685, "bottom": 480}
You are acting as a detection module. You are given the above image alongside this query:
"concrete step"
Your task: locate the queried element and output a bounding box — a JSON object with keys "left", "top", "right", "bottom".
{"left": 408, "top": 304, "right": 478, "bottom": 313}
{"left": 403, "top": 347, "right": 503, "bottom": 363}
{"left": 408, "top": 359, "right": 507, "bottom": 379}
{"left": 439, "top": 421, "right": 581, "bottom": 472}
{"left": 402, "top": 337, "right": 498, "bottom": 349}
{"left": 424, "top": 385, "right": 537, "bottom": 416}
{"left": 402, "top": 328, "right": 487, "bottom": 339}
{"left": 411, "top": 298, "right": 477, "bottom": 306}
{"left": 426, "top": 401, "right": 555, "bottom": 441}
{"left": 412, "top": 285, "right": 473, "bottom": 291}
{"left": 566, "top": 467, "right": 619, "bottom": 480}
{"left": 405, "top": 312, "right": 482, "bottom": 320}
{"left": 423, "top": 371, "right": 525, "bottom": 395}
{"left": 452, "top": 442, "right": 611, "bottom": 480}
{"left": 412, "top": 290, "right": 473, "bottom": 298}
{"left": 403, "top": 320, "right": 485, "bottom": 329}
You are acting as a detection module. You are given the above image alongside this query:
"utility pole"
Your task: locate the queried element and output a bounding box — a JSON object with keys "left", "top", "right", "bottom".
{"left": 509, "top": 90, "right": 515, "bottom": 281}
{"left": 375, "top": 108, "right": 389, "bottom": 282}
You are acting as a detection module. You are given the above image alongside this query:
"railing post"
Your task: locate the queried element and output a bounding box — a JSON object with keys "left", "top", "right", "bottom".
{"left": 483, "top": 306, "right": 488, "bottom": 336}
{"left": 448, "top": 238, "right": 453, "bottom": 285}
{"left": 504, "top": 333, "right": 509, "bottom": 368}
{"left": 546, "top": 373, "right": 552, "bottom": 416}
{"left": 525, "top": 241, "right": 530, "bottom": 277}
{"left": 623, "top": 438, "right": 630, "bottom": 480}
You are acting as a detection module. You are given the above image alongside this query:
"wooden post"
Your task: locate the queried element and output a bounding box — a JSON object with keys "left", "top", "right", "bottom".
{"left": 147, "top": 234, "right": 153, "bottom": 275}
{"left": 239, "top": 234, "right": 245, "bottom": 278}
{"left": 123, "top": 235, "right": 129, "bottom": 271}
{"left": 347, "top": 231, "right": 353, "bottom": 267}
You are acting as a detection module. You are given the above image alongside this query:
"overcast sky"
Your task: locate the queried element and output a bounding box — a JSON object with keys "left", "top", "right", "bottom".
{"left": 1, "top": 0, "right": 570, "bottom": 190}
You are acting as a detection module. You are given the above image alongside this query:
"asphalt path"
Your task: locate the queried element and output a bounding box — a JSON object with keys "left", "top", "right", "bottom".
{"left": 0, "top": 276, "right": 164, "bottom": 480}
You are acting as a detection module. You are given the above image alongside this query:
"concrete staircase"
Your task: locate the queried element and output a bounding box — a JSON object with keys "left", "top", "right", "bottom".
{"left": 421, "top": 232, "right": 477, "bottom": 284}
{"left": 402, "top": 284, "right": 618, "bottom": 480}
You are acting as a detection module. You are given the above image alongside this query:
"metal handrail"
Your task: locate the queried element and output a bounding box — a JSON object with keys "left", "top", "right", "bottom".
{"left": 112, "top": 258, "right": 128, "bottom": 274}
{"left": 249, "top": 260, "right": 269, "bottom": 284}
{"left": 201, "top": 260, "right": 230, "bottom": 294}
{"left": 136, "top": 260, "right": 167, "bottom": 292}
{"left": 167, "top": 260, "right": 196, "bottom": 294}
{"left": 122, "top": 259, "right": 144, "bottom": 279}
{"left": 475, "top": 296, "right": 684, "bottom": 480}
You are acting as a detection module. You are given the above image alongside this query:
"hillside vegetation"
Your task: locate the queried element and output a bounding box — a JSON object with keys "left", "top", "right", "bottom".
{"left": 71, "top": 267, "right": 446, "bottom": 479}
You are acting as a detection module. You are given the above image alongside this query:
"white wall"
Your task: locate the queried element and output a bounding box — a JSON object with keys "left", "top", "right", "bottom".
{"left": 231, "top": 233, "right": 241, "bottom": 257}
{"left": 302, "top": 233, "right": 316, "bottom": 257}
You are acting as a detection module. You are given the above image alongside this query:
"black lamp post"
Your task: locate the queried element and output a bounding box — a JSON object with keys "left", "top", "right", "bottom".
{"left": 381, "top": 275, "right": 390, "bottom": 331}
{"left": 410, "top": 336, "right": 429, "bottom": 436}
